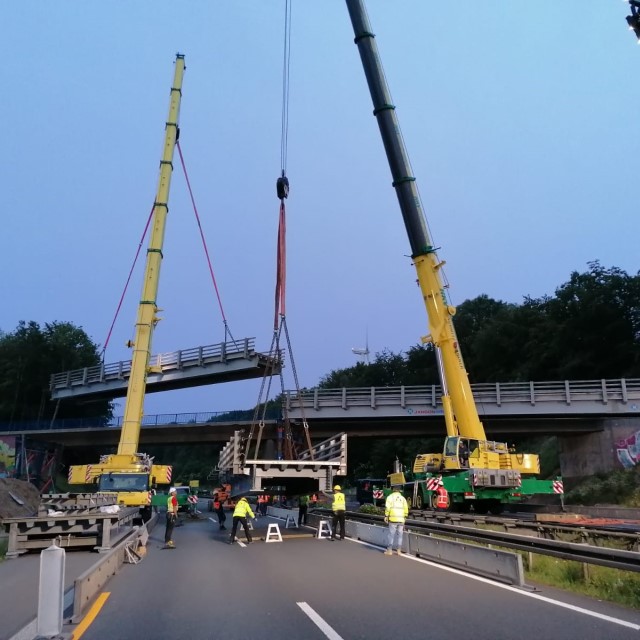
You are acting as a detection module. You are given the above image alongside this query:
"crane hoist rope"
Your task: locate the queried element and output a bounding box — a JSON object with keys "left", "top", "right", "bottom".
{"left": 100, "top": 130, "right": 238, "bottom": 363}
{"left": 176, "top": 139, "right": 236, "bottom": 344}
{"left": 245, "top": 0, "right": 313, "bottom": 463}
{"left": 101, "top": 203, "right": 155, "bottom": 358}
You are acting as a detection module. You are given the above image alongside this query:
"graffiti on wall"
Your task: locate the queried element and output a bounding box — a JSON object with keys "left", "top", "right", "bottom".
{"left": 0, "top": 435, "right": 16, "bottom": 478}
{"left": 616, "top": 429, "right": 640, "bottom": 469}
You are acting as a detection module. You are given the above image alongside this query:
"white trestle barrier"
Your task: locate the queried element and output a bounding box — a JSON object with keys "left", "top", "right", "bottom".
{"left": 285, "top": 514, "right": 298, "bottom": 529}
{"left": 265, "top": 523, "right": 283, "bottom": 543}
{"left": 37, "top": 543, "right": 66, "bottom": 637}
{"left": 317, "top": 519, "right": 332, "bottom": 539}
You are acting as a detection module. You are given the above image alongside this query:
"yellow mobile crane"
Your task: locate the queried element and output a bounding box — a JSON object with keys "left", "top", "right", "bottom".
{"left": 68, "top": 55, "right": 186, "bottom": 519}
{"left": 346, "top": 1, "right": 562, "bottom": 513}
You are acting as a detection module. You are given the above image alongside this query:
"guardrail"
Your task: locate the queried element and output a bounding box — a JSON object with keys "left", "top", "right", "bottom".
{"left": 284, "top": 378, "right": 640, "bottom": 412}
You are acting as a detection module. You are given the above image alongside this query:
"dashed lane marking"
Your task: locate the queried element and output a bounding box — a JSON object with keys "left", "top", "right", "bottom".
{"left": 297, "top": 601, "right": 344, "bottom": 640}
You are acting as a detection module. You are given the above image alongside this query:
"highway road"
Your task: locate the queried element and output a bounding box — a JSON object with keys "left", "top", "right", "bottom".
{"left": 59, "top": 509, "right": 640, "bottom": 640}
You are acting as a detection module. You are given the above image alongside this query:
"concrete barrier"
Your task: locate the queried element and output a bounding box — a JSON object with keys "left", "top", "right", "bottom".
{"left": 71, "top": 514, "right": 156, "bottom": 623}
{"left": 307, "top": 513, "right": 524, "bottom": 587}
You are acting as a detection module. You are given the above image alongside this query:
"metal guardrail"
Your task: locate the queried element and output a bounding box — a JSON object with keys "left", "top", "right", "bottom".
{"left": 348, "top": 511, "right": 640, "bottom": 573}
{"left": 284, "top": 378, "right": 640, "bottom": 413}
{"left": 49, "top": 338, "right": 281, "bottom": 392}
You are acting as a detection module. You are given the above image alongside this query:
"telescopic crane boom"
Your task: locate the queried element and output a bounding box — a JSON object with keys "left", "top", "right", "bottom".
{"left": 68, "top": 55, "right": 186, "bottom": 514}
{"left": 345, "top": 3, "right": 556, "bottom": 506}
{"left": 345, "top": 0, "right": 484, "bottom": 443}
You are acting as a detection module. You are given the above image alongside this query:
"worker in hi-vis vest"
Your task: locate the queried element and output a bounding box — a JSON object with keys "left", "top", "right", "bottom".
{"left": 384, "top": 486, "right": 409, "bottom": 556}
{"left": 229, "top": 497, "right": 254, "bottom": 544}
{"left": 329, "top": 485, "right": 346, "bottom": 541}
{"left": 164, "top": 487, "right": 178, "bottom": 549}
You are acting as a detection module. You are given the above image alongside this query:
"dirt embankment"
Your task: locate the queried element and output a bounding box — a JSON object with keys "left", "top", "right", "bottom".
{"left": 0, "top": 479, "right": 41, "bottom": 520}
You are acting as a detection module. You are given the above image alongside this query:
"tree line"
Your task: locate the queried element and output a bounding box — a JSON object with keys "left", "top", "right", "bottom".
{"left": 2, "top": 261, "right": 639, "bottom": 482}
{"left": 319, "top": 261, "right": 640, "bottom": 389}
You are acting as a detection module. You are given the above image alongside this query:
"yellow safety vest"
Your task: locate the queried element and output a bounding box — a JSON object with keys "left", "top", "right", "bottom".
{"left": 233, "top": 499, "right": 255, "bottom": 519}
{"left": 167, "top": 494, "right": 178, "bottom": 515}
{"left": 332, "top": 491, "right": 346, "bottom": 512}
{"left": 385, "top": 492, "right": 408, "bottom": 523}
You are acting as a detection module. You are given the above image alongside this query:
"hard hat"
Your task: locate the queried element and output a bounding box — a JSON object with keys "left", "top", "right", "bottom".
{"left": 333, "top": 485, "right": 341, "bottom": 491}
{"left": 169, "top": 487, "right": 177, "bottom": 493}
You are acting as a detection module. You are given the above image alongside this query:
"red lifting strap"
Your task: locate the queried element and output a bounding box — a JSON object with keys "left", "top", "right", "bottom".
{"left": 273, "top": 200, "right": 287, "bottom": 329}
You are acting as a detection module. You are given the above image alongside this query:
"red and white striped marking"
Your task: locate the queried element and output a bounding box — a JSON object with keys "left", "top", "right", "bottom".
{"left": 147, "top": 492, "right": 152, "bottom": 504}
{"left": 166, "top": 467, "right": 172, "bottom": 483}
{"left": 553, "top": 480, "right": 564, "bottom": 494}
{"left": 188, "top": 495, "right": 199, "bottom": 504}
{"left": 68, "top": 468, "right": 73, "bottom": 483}
{"left": 85, "top": 465, "right": 93, "bottom": 483}
{"left": 426, "top": 478, "right": 440, "bottom": 491}
{"left": 372, "top": 490, "right": 383, "bottom": 500}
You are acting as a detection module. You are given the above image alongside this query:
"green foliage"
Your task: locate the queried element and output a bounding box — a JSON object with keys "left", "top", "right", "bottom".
{"left": 565, "top": 468, "right": 640, "bottom": 506}
{"left": 319, "top": 262, "right": 640, "bottom": 389}
{"left": 0, "top": 320, "right": 111, "bottom": 422}
{"left": 358, "top": 504, "right": 384, "bottom": 515}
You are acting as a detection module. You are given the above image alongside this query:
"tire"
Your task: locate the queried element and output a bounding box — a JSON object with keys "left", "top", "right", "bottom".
{"left": 487, "top": 500, "right": 504, "bottom": 515}
{"left": 473, "top": 501, "right": 489, "bottom": 515}
{"left": 415, "top": 493, "right": 424, "bottom": 510}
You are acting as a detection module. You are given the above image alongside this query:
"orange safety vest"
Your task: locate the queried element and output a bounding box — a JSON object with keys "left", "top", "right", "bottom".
{"left": 435, "top": 485, "right": 449, "bottom": 509}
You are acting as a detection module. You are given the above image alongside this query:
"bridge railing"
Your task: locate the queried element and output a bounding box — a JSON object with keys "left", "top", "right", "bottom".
{"left": 284, "top": 378, "right": 640, "bottom": 411}
{"left": 49, "top": 338, "right": 282, "bottom": 392}
{"left": 0, "top": 408, "right": 280, "bottom": 433}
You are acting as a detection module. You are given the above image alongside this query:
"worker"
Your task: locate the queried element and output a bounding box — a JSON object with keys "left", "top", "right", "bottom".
{"left": 164, "top": 487, "right": 178, "bottom": 549}
{"left": 329, "top": 485, "right": 346, "bottom": 541}
{"left": 384, "top": 486, "right": 409, "bottom": 556}
{"left": 213, "top": 492, "right": 226, "bottom": 530}
{"left": 435, "top": 477, "right": 449, "bottom": 511}
{"left": 298, "top": 494, "right": 310, "bottom": 526}
{"left": 458, "top": 439, "right": 470, "bottom": 468}
{"left": 229, "top": 496, "right": 254, "bottom": 544}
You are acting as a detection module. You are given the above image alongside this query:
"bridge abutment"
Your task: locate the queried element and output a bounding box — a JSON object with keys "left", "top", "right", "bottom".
{"left": 559, "top": 416, "right": 640, "bottom": 486}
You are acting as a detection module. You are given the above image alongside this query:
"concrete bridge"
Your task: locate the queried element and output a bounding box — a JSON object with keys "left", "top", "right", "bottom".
{"left": 3, "top": 379, "right": 639, "bottom": 482}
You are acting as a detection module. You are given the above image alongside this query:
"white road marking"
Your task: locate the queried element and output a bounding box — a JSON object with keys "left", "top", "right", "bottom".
{"left": 297, "top": 602, "right": 345, "bottom": 640}
{"left": 351, "top": 539, "right": 640, "bottom": 631}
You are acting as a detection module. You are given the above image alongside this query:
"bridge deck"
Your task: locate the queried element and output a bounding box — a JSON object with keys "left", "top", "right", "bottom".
{"left": 49, "top": 338, "right": 281, "bottom": 400}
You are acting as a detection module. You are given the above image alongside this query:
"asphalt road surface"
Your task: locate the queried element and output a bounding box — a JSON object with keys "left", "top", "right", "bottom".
{"left": 66, "top": 512, "right": 640, "bottom": 640}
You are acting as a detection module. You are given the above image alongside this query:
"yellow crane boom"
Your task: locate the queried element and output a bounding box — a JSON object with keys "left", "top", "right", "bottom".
{"left": 69, "top": 55, "right": 186, "bottom": 511}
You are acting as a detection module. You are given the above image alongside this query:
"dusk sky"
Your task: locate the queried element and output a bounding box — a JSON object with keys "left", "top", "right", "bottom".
{"left": 4, "top": 2, "right": 639, "bottom": 418}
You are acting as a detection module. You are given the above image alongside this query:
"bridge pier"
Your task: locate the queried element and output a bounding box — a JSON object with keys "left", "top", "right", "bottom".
{"left": 558, "top": 416, "right": 640, "bottom": 486}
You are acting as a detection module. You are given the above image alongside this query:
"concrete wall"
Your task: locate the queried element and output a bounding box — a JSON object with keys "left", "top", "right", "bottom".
{"left": 559, "top": 416, "right": 640, "bottom": 482}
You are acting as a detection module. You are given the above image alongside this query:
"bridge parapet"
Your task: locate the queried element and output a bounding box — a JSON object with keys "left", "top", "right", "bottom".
{"left": 49, "top": 338, "right": 282, "bottom": 400}
{"left": 285, "top": 379, "right": 640, "bottom": 418}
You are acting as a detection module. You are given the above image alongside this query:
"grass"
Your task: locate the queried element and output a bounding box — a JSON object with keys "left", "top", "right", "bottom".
{"left": 523, "top": 553, "right": 640, "bottom": 609}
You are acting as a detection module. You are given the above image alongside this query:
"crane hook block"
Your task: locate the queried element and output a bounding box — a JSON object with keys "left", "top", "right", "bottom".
{"left": 276, "top": 175, "right": 289, "bottom": 200}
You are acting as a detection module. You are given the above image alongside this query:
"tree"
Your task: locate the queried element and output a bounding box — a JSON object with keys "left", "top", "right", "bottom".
{"left": 0, "top": 320, "right": 111, "bottom": 423}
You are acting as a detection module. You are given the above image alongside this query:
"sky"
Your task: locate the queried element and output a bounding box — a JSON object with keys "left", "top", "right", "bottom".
{"left": 3, "top": 1, "right": 640, "bottom": 418}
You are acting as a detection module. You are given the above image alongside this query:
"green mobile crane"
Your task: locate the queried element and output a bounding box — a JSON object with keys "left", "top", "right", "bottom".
{"left": 346, "top": 0, "right": 563, "bottom": 513}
